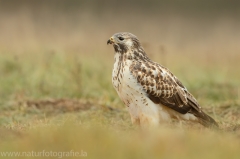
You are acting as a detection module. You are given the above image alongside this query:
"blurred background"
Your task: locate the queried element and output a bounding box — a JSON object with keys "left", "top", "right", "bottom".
{"left": 0, "top": 0, "right": 239, "bottom": 101}
{"left": 1, "top": 0, "right": 240, "bottom": 55}
{"left": 0, "top": 0, "right": 240, "bottom": 103}
{"left": 0, "top": 1, "right": 240, "bottom": 158}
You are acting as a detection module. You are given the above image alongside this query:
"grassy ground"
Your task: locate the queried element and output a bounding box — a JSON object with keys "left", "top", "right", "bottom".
{"left": 0, "top": 50, "right": 239, "bottom": 159}
{"left": 1, "top": 1, "right": 240, "bottom": 158}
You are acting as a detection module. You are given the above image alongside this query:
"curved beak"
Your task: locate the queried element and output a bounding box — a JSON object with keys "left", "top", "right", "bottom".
{"left": 107, "top": 37, "right": 114, "bottom": 45}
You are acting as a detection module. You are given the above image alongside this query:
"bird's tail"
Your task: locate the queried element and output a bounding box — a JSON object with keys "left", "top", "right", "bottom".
{"left": 192, "top": 109, "right": 219, "bottom": 128}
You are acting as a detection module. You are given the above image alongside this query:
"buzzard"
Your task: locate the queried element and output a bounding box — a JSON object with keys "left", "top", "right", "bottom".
{"left": 107, "top": 32, "right": 218, "bottom": 128}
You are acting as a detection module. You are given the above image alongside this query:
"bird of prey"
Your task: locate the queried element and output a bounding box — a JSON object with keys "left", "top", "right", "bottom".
{"left": 107, "top": 32, "right": 218, "bottom": 128}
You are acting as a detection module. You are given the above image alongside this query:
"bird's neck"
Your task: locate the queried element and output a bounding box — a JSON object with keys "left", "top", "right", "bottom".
{"left": 119, "top": 47, "right": 151, "bottom": 63}
{"left": 113, "top": 47, "right": 153, "bottom": 71}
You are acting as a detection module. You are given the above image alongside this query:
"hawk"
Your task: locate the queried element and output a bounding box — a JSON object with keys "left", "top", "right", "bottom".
{"left": 107, "top": 32, "right": 218, "bottom": 128}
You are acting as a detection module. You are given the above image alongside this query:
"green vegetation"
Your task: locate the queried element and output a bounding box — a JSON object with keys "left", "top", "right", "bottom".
{"left": 0, "top": 1, "right": 240, "bottom": 158}
{"left": 0, "top": 51, "right": 239, "bottom": 159}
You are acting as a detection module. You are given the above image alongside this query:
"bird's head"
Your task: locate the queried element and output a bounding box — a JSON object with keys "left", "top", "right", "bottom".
{"left": 107, "top": 32, "right": 141, "bottom": 54}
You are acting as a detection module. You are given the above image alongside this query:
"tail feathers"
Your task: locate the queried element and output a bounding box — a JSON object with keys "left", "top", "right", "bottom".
{"left": 191, "top": 109, "right": 219, "bottom": 128}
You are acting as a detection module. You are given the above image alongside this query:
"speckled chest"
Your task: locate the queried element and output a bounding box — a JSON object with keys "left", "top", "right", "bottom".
{"left": 112, "top": 52, "right": 148, "bottom": 106}
{"left": 112, "top": 53, "right": 129, "bottom": 92}
{"left": 111, "top": 52, "right": 161, "bottom": 121}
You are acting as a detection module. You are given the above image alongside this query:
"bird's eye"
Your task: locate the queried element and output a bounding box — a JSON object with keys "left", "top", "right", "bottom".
{"left": 118, "top": 37, "right": 124, "bottom": 41}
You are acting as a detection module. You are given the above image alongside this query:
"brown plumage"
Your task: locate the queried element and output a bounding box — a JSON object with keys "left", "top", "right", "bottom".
{"left": 107, "top": 32, "right": 218, "bottom": 128}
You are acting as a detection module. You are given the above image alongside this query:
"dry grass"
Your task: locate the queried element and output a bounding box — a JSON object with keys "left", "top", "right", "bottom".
{"left": 0, "top": 46, "right": 240, "bottom": 159}
{"left": 0, "top": 1, "right": 240, "bottom": 158}
{"left": 0, "top": 51, "right": 239, "bottom": 158}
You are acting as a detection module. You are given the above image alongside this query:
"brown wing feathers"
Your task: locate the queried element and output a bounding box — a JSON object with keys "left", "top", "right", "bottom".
{"left": 130, "top": 61, "right": 218, "bottom": 128}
